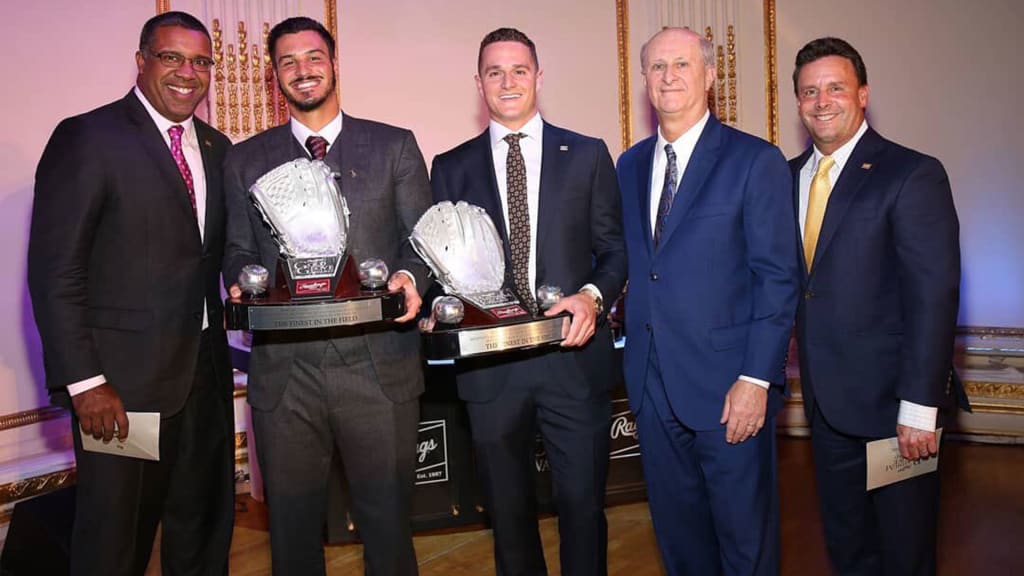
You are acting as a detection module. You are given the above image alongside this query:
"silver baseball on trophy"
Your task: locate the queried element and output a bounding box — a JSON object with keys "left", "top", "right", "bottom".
{"left": 224, "top": 158, "right": 406, "bottom": 330}
{"left": 358, "top": 258, "right": 389, "bottom": 290}
{"left": 410, "top": 201, "right": 567, "bottom": 360}
{"left": 536, "top": 285, "right": 563, "bottom": 311}
{"left": 238, "top": 264, "right": 270, "bottom": 297}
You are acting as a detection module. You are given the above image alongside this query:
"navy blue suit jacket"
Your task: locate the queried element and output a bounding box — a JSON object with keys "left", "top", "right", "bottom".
{"left": 617, "top": 116, "right": 799, "bottom": 430}
{"left": 430, "top": 122, "right": 627, "bottom": 402}
{"left": 791, "top": 128, "right": 966, "bottom": 438}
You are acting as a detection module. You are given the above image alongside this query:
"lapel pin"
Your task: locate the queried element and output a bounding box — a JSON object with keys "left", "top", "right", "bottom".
{"left": 861, "top": 163, "right": 872, "bottom": 169}
{"left": 203, "top": 139, "right": 212, "bottom": 148}
{"left": 559, "top": 145, "right": 569, "bottom": 151}
{"left": 350, "top": 169, "right": 358, "bottom": 178}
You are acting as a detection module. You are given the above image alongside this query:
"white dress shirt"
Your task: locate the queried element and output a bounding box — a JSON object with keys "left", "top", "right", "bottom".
{"left": 649, "top": 110, "right": 709, "bottom": 232}
{"left": 68, "top": 87, "right": 210, "bottom": 396}
{"left": 798, "top": 120, "right": 937, "bottom": 432}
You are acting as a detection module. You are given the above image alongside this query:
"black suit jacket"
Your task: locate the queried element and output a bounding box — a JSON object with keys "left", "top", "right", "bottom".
{"left": 223, "top": 114, "right": 432, "bottom": 409}
{"left": 28, "top": 91, "right": 234, "bottom": 414}
{"left": 791, "top": 128, "right": 967, "bottom": 438}
{"left": 430, "top": 122, "right": 627, "bottom": 401}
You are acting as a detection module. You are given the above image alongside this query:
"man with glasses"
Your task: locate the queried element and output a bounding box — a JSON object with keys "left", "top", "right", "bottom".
{"left": 28, "top": 11, "right": 235, "bottom": 576}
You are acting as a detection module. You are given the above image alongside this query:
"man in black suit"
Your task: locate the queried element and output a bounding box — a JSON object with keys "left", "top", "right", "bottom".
{"left": 27, "top": 12, "right": 234, "bottom": 576}
{"left": 428, "top": 28, "right": 627, "bottom": 576}
{"left": 222, "top": 17, "right": 431, "bottom": 575}
{"left": 790, "top": 37, "right": 967, "bottom": 575}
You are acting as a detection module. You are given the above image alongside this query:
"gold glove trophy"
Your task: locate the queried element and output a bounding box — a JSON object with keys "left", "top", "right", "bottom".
{"left": 411, "top": 201, "right": 566, "bottom": 360}
{"left": 225, "top": 158, "right": 405, "bottom": 330}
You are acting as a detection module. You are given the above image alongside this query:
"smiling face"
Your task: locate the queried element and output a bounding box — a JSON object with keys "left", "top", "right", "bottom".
{"left": 796, "top": 55, "right": 869, "bottom": 155}
{"left": 642, "top": 29, "right": 715, "bottom": 127}
{"left": 476, "top": 40, "right": 542, "bottom": 131}
{"left": 273, "top": 30, "right": 338, "bottom": 114}
{"left": 135, "top": 25, "right": 212, "bottom": 122}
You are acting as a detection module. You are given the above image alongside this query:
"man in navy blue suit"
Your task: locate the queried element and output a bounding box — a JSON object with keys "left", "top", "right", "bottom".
{"left": 790, "top": 37, "right": 966, "bottom": 576}
{"left": 616, "top": 27, "right": 799, "bottom": 576}
{"left": 429, "top": 28, "right": 626, "bottom": 576}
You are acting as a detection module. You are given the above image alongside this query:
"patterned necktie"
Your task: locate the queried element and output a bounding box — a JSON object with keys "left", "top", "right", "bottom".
{"left": 803, "top": 155, "right": 835, "bottom": 270}
{"left": 653, "top": 143, "right": 679, "bottom": 246}
{"left": 306, "top": 135, "right": 328, "bottom": 160}
{"left": 168, "top": 125, "right": 197, "bottom": 218}
{"left": 504, "top": 132, "right": 537, "bottom": 315}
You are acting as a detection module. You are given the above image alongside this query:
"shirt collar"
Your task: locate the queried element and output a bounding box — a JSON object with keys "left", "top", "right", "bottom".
{"left": 134, "top": 85, "right": 196, "bottom": 141}
{"left": 808, "top": 119, "right": 869, "bottom": 173}
{"left": 656, "top": 110, "right": 710, "bottom": 156}
{"left": 488, "top": 112, "right": 544, "bottom": 149}
{"left": 291, "top": 110, "right": 344, "bottom": 151}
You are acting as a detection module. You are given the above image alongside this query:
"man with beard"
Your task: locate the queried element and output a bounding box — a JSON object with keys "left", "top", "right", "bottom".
{"left": 223, "top": 16, "right": 431, "bottom": 575}
{"left": 28, "top": 11, "right": 235, "bottom": 575}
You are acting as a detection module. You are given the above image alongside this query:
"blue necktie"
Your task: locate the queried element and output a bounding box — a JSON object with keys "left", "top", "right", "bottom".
{"left": 654, "top": 144, "right": 678, "bottom": 246}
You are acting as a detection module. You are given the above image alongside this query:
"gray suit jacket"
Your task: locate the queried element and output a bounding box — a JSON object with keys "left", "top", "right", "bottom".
{"left": 223, "top": 114, "right": 432, "bottom": 409}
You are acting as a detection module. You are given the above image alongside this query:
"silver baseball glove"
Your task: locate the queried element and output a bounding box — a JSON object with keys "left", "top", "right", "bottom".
{"left": 410, "top": 201, "right": 506, "bottom": 295}
{"left": 249, "top": 158, "right": 350, "bottom": 258}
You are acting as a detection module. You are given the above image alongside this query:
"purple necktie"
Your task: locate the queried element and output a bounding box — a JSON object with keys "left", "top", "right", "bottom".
{"left": 306, "top": 135, "right": 328, "bottom": 160}
{"left": 168, "top": 125, "right": 197, "bottom": 218}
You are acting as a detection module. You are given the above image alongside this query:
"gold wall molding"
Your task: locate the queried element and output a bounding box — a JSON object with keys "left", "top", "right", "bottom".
{"left": 0, "top": 468, "right": 75, "bottom": 506}
{"left": 615, "top": 0, "right": 633, "bottom": 151}
{"left": 156, "top": 0, "right": 170, "bottom": 14}
{"left": 0, "top": 406, "right": 65, "bottom": 432}
{"left": 763, "top": 0, "right": 778, "bottom": 144}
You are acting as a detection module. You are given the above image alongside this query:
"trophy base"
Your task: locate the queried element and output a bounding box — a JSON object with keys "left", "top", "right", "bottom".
{"left": 423, "top": 314, "right": 568, "bottom": 360}
{"left": 225, "top": 257, "right": 406, "bottom": 330}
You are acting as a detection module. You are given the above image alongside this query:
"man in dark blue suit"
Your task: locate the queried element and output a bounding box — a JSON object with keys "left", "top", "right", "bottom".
{"left": 428, "top": 28, "right": 626, "bottom": 576}
{"left": 790, "top": 37, "right": 966, "bottom": 576}
{"left": 616, "top": 27, "right": 799, "bottom": 576}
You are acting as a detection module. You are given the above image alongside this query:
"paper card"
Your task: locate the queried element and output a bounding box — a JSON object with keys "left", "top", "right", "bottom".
{"left": 80, "top": 411, "right": 160, "bottom": 461}
{"left": 865, "top": 428, "right": 942, "bottom": 491}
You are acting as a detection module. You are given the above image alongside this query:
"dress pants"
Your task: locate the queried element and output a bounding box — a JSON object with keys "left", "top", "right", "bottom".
{"left": 464, "top": 352, "right": 611, "bottom": 576}
{"left": 70, "top": 330, "right": 235, "bottom": 576}
{"left": 810, "top": 404, "right": 940, "bottom": 576}
{"left": 252, "top": 335, "right": 419, "bottom": 576}
{"left": 635, "top": 340, "right": 778, "bottom": 576}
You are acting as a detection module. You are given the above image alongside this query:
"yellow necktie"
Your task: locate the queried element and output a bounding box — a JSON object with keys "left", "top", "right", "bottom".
{"left": 803, "top": 155, "right": 835, "bottom": 270}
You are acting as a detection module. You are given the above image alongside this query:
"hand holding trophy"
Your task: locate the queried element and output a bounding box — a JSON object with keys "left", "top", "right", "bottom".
{"left": 411, "top": 201, "right": 567, "bottom": 359}
{"left": 224, "top": 158, "right": 406, "bottom": 330}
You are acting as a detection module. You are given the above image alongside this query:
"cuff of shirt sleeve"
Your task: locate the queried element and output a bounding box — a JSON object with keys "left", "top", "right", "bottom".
{"left": 897, "top": 400, "right": 938, "bottom": 431}
{"left": 67, "top": 375, "right": 106, "bottom": 397}
{"left": 394, "top": 269, "right": 416, "bottom": 288}
{"left": 738, "top": 375, "right": 770, "bottom": 390}
{"left": 579, "top": 283, "right": 602, "bottom": 301}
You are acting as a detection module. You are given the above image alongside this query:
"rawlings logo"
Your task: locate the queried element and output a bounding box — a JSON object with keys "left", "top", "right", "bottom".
{"left": 610, "top": 415, "right": 638, "bottom": 440}
{"left": 492, "top": 305, "right": 528, "bottom": 319}
{"left": 416, "top": 438, "right": 438, "bottom": 463}
{"left": 295, "top": 279, "right": 331, "bottom": 295}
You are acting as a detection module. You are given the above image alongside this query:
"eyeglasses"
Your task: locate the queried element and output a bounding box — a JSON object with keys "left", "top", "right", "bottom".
{"left": 147, "top": 50, "right": 215, "bottom": 72}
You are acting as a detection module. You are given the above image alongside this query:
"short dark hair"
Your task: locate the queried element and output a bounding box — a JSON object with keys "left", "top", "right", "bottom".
{"left": 793, "top": 37, "right": 868, "bottom": 93}
{"left": 478, "top": 28, "right": 538, "bottom": 72}
{"left": 139, "top": 11, "right": 210, "bottom": 52}
{"left": 268, "top": 17, "right": 336, "bottom": 64}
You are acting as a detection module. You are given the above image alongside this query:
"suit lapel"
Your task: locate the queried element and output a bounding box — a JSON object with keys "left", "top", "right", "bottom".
{"left": 810, "top": 128, "right": 884, "bottom": 273}
{"left": 122, "top": 92, "right": 200, "bottom": 231}
{"left": 195, "top": 121, "right": 220, "bottom": 249}
{"left": 657, "top": 115, "right": 723, "bottom": 250}
{"left": 791, "top": 148, "right": 813, "bottom": 278}
{"left": 633, "top": 137, "right": 656, "bottom": 256}
{"left": 536, "top": 123, "right": 566, "bottom": 267}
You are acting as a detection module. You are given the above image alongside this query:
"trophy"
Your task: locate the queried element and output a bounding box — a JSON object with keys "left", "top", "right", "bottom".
{"left": 224, "top": 158, "right": 406, "bottom": 330}
{"left": 411, "top": 201, "right": 567, "bottom": 360}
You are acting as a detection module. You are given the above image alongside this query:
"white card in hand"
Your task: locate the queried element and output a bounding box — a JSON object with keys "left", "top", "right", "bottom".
{"left": 79, "top": 411, "right": 160, "bottom": 461}
{"left": 865, "top": 428, "right": 941, "bottom": 491}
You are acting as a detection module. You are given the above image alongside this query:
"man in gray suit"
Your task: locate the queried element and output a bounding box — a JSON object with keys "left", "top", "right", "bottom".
{"left": 223, "top": 17, "right": 431, "bottom": 575}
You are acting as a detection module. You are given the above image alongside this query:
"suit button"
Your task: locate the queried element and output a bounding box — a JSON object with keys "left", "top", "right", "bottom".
{"left": 645, "top": 323, "right": 651, "bottom": 332}
{"left": 650, "top": 273, "right": 659, "bottom": 281}
{"left": 805, "top": 290, "right": 815, "bottom": 299}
